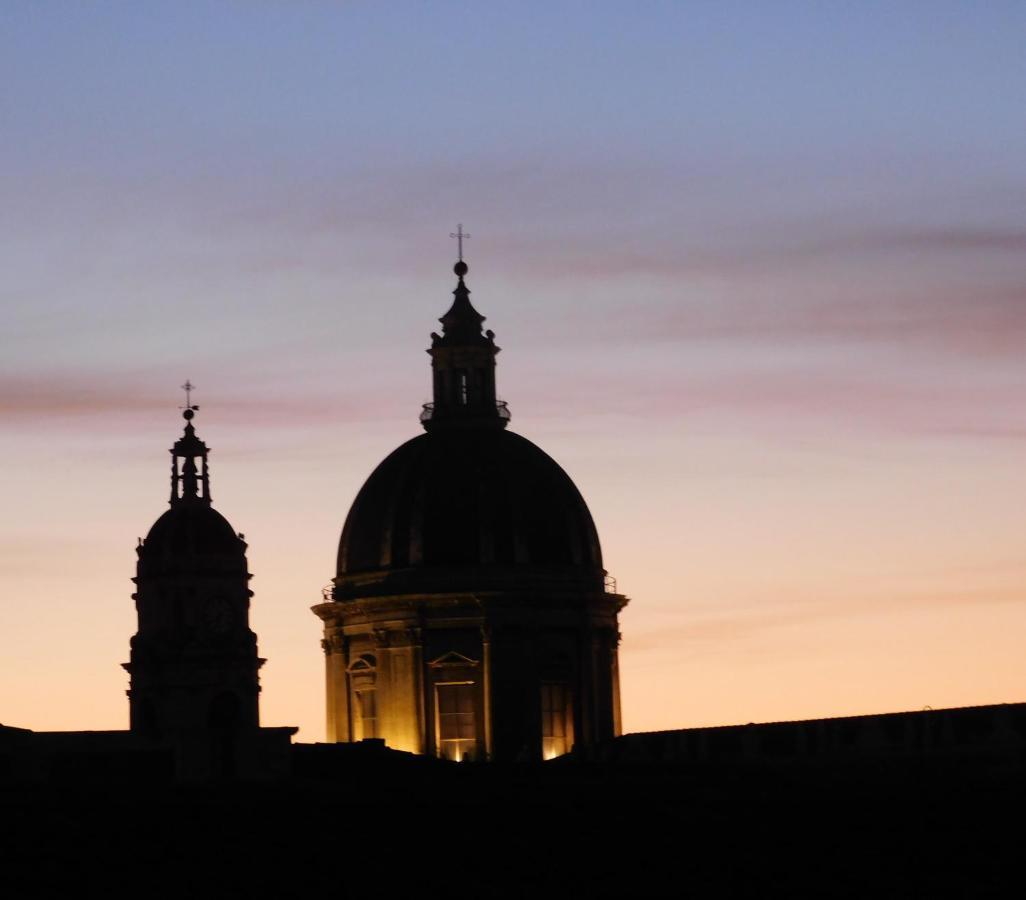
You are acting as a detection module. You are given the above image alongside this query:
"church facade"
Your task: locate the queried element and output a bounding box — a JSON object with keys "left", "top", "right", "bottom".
{"left": 313, "top": 257, "right": 628, "bottom": 761}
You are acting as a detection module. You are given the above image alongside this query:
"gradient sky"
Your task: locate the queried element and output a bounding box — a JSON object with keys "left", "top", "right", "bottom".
{"left": 2, "top": 2, "right": 1025, "bottom": 741}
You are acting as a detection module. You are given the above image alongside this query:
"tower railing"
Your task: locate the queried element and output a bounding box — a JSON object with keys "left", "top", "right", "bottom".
{"left": 420, "top": 400, "right": 511, "bottom": 424}
{"left": 604, "top": 573, "right": 618, "bottom": 594}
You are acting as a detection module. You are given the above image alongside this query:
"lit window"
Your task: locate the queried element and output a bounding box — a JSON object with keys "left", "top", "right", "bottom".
{"left": 354, "top": 689, "right": 377, "bottom": 741}
{"left": 436, "top": 682, "right": 477, "bottom": 761}
{"left": 541, "top": 683, "right": 573, "bottom": 760}
{"left": 348, "top": 653, "right": 377, "bottom": 742}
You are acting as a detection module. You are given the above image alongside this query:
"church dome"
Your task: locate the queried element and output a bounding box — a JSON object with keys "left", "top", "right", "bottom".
{"left": 333, "top": 257, "right": 608, "bottom": 600}
{"left": 136, "top": 402, "right": 247, "bottom": 576}
{"left": 336, "top": 428, "right": 605, "bottom": 596}
{"left": 141, "top": 504, "right": 244, "bottom": 564}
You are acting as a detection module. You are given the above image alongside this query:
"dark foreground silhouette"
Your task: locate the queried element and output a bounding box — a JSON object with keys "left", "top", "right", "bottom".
{"left": 3, "top": 735, "right": 1022, "bottom": 898}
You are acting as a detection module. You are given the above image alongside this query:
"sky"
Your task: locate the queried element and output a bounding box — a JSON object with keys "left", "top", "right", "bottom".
{"left": 2, "top": 1, "right": 1025, "bottom": 741}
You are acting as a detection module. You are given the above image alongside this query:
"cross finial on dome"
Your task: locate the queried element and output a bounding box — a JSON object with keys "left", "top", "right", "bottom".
{"left": 180, "top": 380, "right": 199, "bottom": 422}
{"left": 450, "top": 224, "right": 470, "bottom": 276}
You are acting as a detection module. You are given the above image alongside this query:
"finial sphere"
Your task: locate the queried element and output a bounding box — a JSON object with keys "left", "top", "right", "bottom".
{"left": 454, "top": 260, "right": 468, "bottom": 277}
{"left": 183, "top": 409, "right": 195, "bottom": 421}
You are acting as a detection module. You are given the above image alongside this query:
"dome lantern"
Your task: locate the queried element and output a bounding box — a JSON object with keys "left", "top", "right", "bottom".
{"left": 422, "top": 233, "right": 510, "bottom": 431}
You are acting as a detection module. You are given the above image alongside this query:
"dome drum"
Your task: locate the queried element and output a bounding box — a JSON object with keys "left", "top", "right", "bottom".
{"left": 315, "top": 591, "right": 624, "bottom": 761}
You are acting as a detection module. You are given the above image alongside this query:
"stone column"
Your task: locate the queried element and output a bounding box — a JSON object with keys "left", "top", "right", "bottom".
{"left": 322, "top": 630, "right": 350, "bottom": 742}
{"left": 611, "top": 628, "right": 623, "bottom": 738}
{"left": 386, "top": 626, "right": 423, "bottom": 754}
{"left": 482, "top": 625, "right": 494, "bottom": 760}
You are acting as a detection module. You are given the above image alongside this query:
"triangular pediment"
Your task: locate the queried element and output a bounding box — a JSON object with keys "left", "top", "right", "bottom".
{"left": 428, "top": 650, "right": 479, "bottom": 668}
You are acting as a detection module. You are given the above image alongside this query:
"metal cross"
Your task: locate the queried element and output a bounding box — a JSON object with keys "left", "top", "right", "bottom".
{"left": 450, "top": 224, "right": 470, "bottom": 261}
{"left": 180, "top": 380, "right": 197, "bottom": 410}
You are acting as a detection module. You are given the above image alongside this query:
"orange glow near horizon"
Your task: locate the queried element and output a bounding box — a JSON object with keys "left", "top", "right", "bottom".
{"left": 3, "top": 404, "right": 1025, "bottom": 743}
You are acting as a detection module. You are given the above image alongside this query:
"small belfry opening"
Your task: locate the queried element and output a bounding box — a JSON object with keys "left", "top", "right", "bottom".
{"left": 174, "top": 454, "right": 209, "bottom": 502}
{"left": 169, "top": 382, "right": 212, "bottom": 506}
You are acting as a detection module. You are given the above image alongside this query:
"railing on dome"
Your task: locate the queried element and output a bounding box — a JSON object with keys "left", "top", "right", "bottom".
{"left": 420, "top": 400, "right": 511, "bottom": 424}
{"left": 604, "top": 574, "right": 618, "bottom": 594}
{"left": 321, "top": 584, "right": 334, "bottom": 602}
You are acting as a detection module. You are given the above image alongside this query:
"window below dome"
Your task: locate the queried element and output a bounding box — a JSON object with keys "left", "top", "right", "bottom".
{"left": 435, "top": 681, "right": 477, "bottom": 761}
{"left": 541, "top": 683, "right": 574, "bottom": 760}
{"left": 348, "top": 653, "right": 378, "bottom": 741}
{"left": 353, "top": 689, "right": 377, "bottom": 741}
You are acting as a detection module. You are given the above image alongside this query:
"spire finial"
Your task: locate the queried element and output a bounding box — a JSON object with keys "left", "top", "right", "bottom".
{"left": 450, "top": 224, "right": 470, "bottom": 275}
{"left": 180, "top": 380, "right": 199, "bottom": 421}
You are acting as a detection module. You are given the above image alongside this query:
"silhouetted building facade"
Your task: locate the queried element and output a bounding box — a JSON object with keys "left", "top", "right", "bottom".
{"left": 313, "top": 258, "right": 629, "bottom": 760}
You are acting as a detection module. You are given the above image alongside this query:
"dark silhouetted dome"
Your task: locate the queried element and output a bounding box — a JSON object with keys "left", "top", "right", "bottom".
{"left": 336, "top": 429, "right": 604, "bottom": 595}
{"left": 139, "top": 505, "right": 246, "bottom": 574}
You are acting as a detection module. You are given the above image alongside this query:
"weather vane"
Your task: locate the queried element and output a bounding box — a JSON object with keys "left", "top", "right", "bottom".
{"left": 180, "top": 380, "right": 199, "bottom": 418}
{"left": 450, "top": 224, "right": 470, "bottom": 262}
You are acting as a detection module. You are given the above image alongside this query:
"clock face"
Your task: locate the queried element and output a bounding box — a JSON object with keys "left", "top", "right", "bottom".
{"left": 205, "top": 596, "right": 233, "bottom": 633}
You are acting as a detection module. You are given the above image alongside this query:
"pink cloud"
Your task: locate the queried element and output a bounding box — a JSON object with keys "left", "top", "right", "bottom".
{"left": 0, "top": 373, "right": 408, "bottom": 429}
{"left": 591, "top": 281, "right": 1026, "bottom": 360}
{"left": 517, "top": 359, "right": 1026, "bottom": 443}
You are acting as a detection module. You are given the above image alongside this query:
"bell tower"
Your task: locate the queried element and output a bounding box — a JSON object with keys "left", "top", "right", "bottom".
{"left": 125, "top": 391, "right": 263, "bottom": 764}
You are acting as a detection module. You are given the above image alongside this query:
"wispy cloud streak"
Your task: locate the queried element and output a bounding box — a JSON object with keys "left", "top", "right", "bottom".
{"left": 0, "top": 374, "right": 408, "bottom": 428}
{"left": 626, "top": 581, "right": 1026, "bottom": 655}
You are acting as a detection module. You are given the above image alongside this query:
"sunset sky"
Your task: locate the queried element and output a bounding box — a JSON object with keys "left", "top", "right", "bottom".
{"left": 2, "top": 2, "right": 1025, "bottom": 741}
